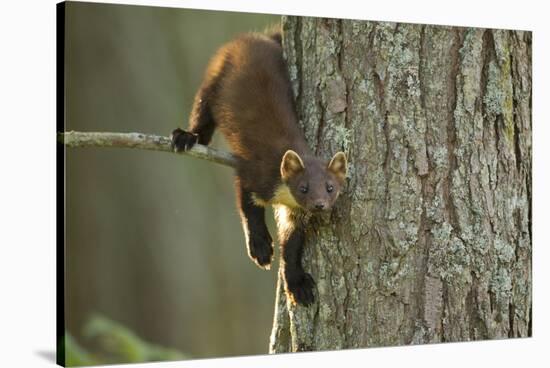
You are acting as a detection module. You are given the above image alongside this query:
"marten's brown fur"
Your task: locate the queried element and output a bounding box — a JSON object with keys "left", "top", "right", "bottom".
{"left": 171, "top": 31, "right": 347, "bottom": 306}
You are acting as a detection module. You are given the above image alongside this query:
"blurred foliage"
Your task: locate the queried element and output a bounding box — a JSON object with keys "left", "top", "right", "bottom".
{"left": 64, "top": 1, "right": 280, "bottom": 363}
{"left": 64, "top": 333, "right": 97, "bottom": 366}
{"left": 64, "top": 314, "right": 188, "bottom": 366}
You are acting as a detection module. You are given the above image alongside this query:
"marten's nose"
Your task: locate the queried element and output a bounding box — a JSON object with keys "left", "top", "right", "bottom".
{"left": 315, "top": 203, "right": 325, "bottom": 210}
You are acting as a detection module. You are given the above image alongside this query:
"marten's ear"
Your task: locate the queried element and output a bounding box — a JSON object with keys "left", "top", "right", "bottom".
{"left": 328, "top": 152, "right": 347, "bottom": 180}
{"left": 281, "top": 150, "right": 305, "bottom": 180}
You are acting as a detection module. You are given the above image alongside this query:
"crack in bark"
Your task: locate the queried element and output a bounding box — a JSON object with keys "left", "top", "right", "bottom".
{"left": 481, "top": 30, "right": 500, "bottom": 190}
{"left": 438, "top": 28, "right": 464, "bottom": 339}
{"left": 444, "top": 28, "right": 463, "bottom": 232}
{"left": 337, "top": 20, "right": 344, "bottom": 74}
{"left": 481, "top": 30, "right": 502, "bottom": 239}
{"left": 315, "top": 91, "right": 326, "bottom": 155}
{"left": 441, "top": 282, "right": 449, "bottom": 342}
{"left": 467, "top": 272, "right": 489, "bottom": 339}
{"left": 418, "top": 26, "right": 427, "bottom": 112}
{"left": 339, "top": 21, "right": 353, "bottom": 133}
{"left": 480, "top": 30, "right": 494, "bottom": 113}
{"left": 509, "top": 32, "right": 522, "bottom": 174}
{"left": 508, "top": 302, "right": 515, "bottom": 337}
{"left": 493, "top": 115, "right": 502, "bottom": 189}
{"left": 293, "top": 17, "right": 304, "bottom": 123}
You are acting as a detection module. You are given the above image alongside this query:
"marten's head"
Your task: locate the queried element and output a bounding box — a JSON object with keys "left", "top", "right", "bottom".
{"left": 280, "top": 150, "right": 347, "bottom": 212}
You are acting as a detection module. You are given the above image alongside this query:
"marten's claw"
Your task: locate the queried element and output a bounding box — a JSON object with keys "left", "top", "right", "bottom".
{"left": 247, "top": 232, "right": 274, "bottom": 270}
{"left": 171, "top": 128, "right": 198, "bottom": 152}
{"left": 287, "top": 272, "right": 316, "bottom": 306}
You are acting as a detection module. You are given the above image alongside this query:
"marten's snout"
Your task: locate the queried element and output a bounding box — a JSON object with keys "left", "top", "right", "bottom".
{"left": 310, "top": 199, "right": 331, "bottom": 212}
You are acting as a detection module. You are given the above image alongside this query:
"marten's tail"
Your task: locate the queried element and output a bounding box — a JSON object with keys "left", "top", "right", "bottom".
{"left": 268, "top": 31, "right": 282, "bottom": 45}
{"left": 264, "top": 23, "right": 282, "bottom": 45}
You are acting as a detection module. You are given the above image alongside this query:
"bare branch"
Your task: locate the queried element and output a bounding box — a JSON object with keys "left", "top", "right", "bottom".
{"left": 58, "top": 131, "right": 238, "bottom": 168}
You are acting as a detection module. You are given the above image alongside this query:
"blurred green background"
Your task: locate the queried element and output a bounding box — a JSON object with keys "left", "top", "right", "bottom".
{"left": 64, "top": 1, "right": 280, "bottom": 364}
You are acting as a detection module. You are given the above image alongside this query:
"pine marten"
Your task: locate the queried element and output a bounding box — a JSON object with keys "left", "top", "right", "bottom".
{"left": 171, "top": 31, "right": 347, "bottom": 306}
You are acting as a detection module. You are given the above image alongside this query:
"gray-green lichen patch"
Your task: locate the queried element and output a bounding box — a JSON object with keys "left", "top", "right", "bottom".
{"left": 325, "top": 125, "right": 352, "bottom": 153}
{"left": 490, "top": 268, "right": 513, "bottom": 303}
{"left": 428, "top": 221, "right": 472, "bottom": 284}
{"left": 431, "top": 146, "right": 449, "bottom": 170}
{"left": 483, "top": 62, "right": 506, "bottom": 116}
{"left": 494, "top": 237, "right": 515, "bottom": 264}
{"left": 407, "top": 74, "right": 421, "bottom": 98}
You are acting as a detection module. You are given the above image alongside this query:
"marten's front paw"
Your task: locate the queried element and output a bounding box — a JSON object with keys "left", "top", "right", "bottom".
{"left": 171, "top": 128, "right": 198, "bottom": 152}
{"left": 286, "top": 272, "right": 315, "bottom": 306}
{"left": 247, "top": 231, "right": 274, "bottom": 270}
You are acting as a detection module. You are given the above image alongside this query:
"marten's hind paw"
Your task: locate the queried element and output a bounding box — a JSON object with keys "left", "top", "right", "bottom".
{"left": 171, "top": 128, "right": 198, "bottom": 152}
{"left": 248, "top": 232, "right": 274, "bottom": 270}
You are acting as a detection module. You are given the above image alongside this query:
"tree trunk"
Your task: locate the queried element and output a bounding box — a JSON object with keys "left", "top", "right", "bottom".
{"left": 269, "top": 16, "right": 531, "bottom": 352}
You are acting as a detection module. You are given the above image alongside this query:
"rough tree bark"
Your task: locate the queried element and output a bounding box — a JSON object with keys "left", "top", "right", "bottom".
{"left": 269, "top": 17, "right": 531, "bottom": 352}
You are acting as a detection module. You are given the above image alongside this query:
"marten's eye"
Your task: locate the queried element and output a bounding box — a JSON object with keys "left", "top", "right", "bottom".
{"left": 326, "top": 184, "right": 334, "bottom": 193}
{"left": 300, "top": 185, "right": 308, "bottom": 194}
